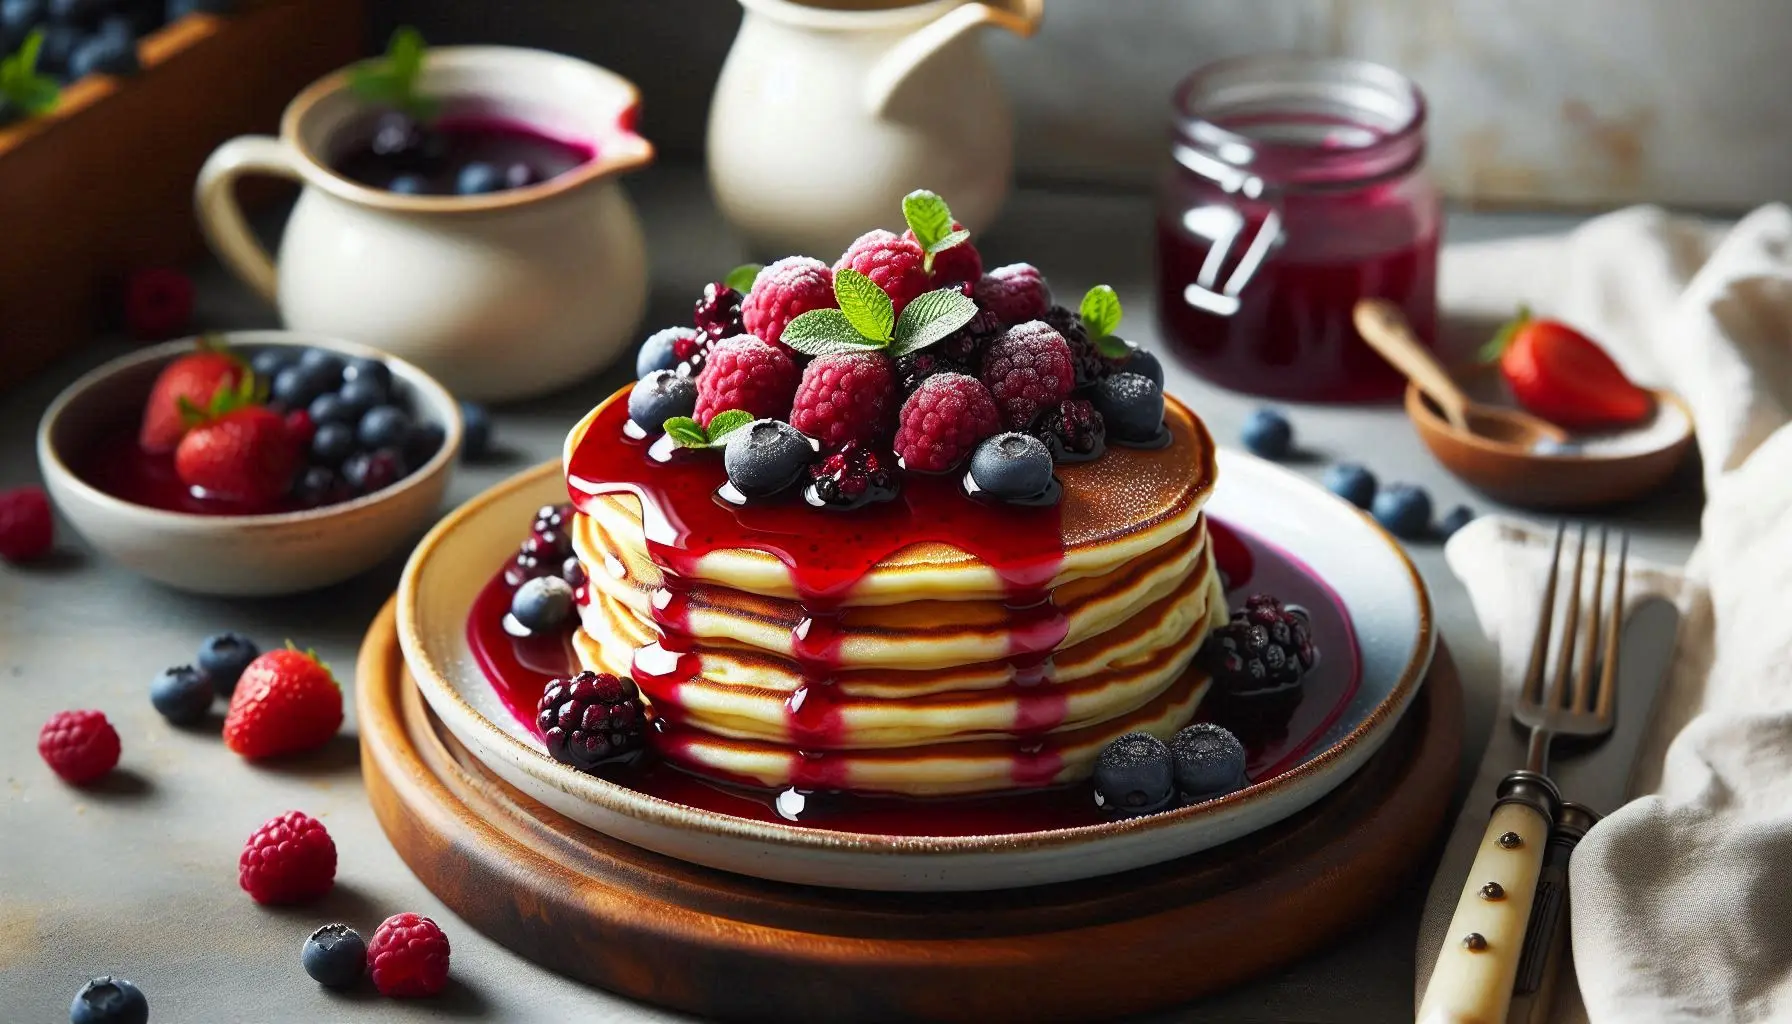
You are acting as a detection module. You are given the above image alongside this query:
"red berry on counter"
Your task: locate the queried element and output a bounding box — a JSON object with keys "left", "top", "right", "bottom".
{"left": 238, "top": 810, "right": 337, "bottom": 905}
{"left": 124, "top": 267, "right": 196, "bottom": 342}
{"left": 367, "top": 912, "right": 451, "bottom": 997}
{"left": 37, "top": 710, "right": 121, "bottom": 785}
{"left": 1483, "top": 310, "right": 1654, "bottom": 430}
{"left": 223, "top": 646, "right": 344, "bottom": 759}
{"left": 138, "top": 337, "right": 248, "bottom": 453}
{"left": 0, "top": 485, "right": 54, "bottom": 562}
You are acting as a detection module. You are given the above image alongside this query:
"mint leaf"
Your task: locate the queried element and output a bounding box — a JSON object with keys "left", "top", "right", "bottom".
{"left": 1096, "top": 336, "right": 1132, "bottom": 360}
{"left": 926, "top": 228, "right": 970, "bottom": 256}
{"left": 781, "top": 309, "right": 887, "bottom": 357}
{"left": 390, "top": 26, "right": 424, "bottom": 83}
{"left": 1079, "top": 285, "right": 1122, "bottom": 340}
{"left": 832, "top": 267, "right": 894, "bottom": 344}
{"left": 1, "top": 31, "right": 59, "bottom": 116}
{"left": 890, "top": 287, "right": 979, "bottom": 358}
{"left": 705, "top": 409, "right": 754, "bottom": 445}
{"left": 901, "top": 190, "right": 953, "bottom": 250}
{"left": 723, "top": 263, "right": 763, "bottom": 294}
{"left": 353, "top": 26, "right": 436, "bottom": 122}
{"left": 664, "top": 417, "right": 708, "bottom": 449}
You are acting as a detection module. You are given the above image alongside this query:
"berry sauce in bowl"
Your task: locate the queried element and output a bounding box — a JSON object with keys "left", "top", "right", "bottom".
{"left": 331, "top": 112, "right": 597, "bottom": 197}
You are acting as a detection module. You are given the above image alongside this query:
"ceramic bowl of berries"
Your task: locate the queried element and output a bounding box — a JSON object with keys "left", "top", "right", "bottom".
{"left": 37, "top": 330, "right": 461, "bottom": 596}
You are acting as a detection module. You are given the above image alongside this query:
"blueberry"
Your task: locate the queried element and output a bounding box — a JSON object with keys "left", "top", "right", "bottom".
{"left": 561, "top": 556, "right": 587, "bottom": 588}
{"left": 293, "top": 464, "right": 341, "bottom": 507}
{"left": 369, "top": 110, "right": 431, "bottom": 162}
{"left": 249, "top": 347, "right": 295, "bottom": 379}
{"left": 301, "top": 923, "right": 366, "bottom": 990}
{"left": 1093, "top": 732, "right": 1174, "bottom": 816}
{"left": 1323, "top": 462, "right": 1377, "bottom": 509}
{"left": 723, "top": 419, "right": 812, "bottom": 499}
{"left": 1090, "top": 372, "right": 1164, "bottom": 443}
{"left": 1169, "top": 723, "right": 1248, "bottom": 801}
{"left": 406, "top": 421, "right": 446, "bottom": 466}
{"left": 69, "top": 976, "right": 148, "bottom": 1024}
{"left": 166, "top": 0, "right": 235, "bottom": 16}
{"left": 459, "top": 400, "right": 492, "bottom": 460}
{"left": 456, "top": 161, "right": 503, "bottom": 195}
{"left": 68, "top": 32, "right": 138, "bottom": 76}
{"left": 97, "top": 14, "right": 136, "bottom": 39}
{"left": 307, "top": 422, "right": 354, "bottom": 467}
{"left": 1120, "top": 346, "right": 1164, "bottom": 388}
{"left": 1371, "top": 483, "right": 1433, "bottom": 539}
{"left": 636, "top": 326, "right": 699, "bottom": 379}
{"left": 357, "top": 404, "right": 412, "bottom": 450}
{"left": 628, "top": 370, "right": 697, "bottom": 433}
{"left": 1437, "top": 504, "right": 1476, "bottom": 540}
{"left": 35, "top": 22, "right": 80, "bottom": 73}
{"left": 503, "top": 162, "right": 538, "bottom": 190}
{"left": 305, "top": 391, "right": 353, "bottom": 426}
{"left": 969, "top": 432, "right": 1053, "bottom": 501}
{"left": 149, "top": 665, "right": 212, "bottom": 725}
{"left": 342, "top": 448, "right": 406, "bottom": 494}
{"left": 297, "top": 347, "right": 345, "bottom": 384}
{"left": 48, "top": 0, "right": 107, "bottom": 25}
{"left": 1, "top": 0, "right": 45, "bottom": 43}
{"left": 1240, "top": 407, "right": 1293, "bottom": 459}
{"left": 196, "top": 631, "right": 258, "bottom": 697}
{"left": 272, "top": 364, "right": 332, "bottom": 410}
{"left": 341, "top": 356, "right": 391, "bottom": 392}
{"left": 336, "top": 376, "right": 386, "bottom": 417}
{"left": 510, "top": 574, "right": 574, "bottom": 633}
{"left": 387, "top": 173, "right": 427, "bottom": 195}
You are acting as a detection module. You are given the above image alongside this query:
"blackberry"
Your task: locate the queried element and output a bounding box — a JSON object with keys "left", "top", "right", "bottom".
{"left": 805, "top": 440, "right": 898, "bottom": 510}
{"left": 1198, "top": 595, "right": 1317, "bottom": 698}
{"left": 693, "top": 281, "right": 745, "bottom": 343}
{"left": 938, "top": 306, "right": 1004, "bottom": 370}
{"left": 1032, "top": 398, "right": 1106, "bottom": 462}
{"left": 893, "top": 350, "right": 966, "bottom": 396}
{"left": 534, "top": 503, "right": 572, "bottom": 535}
{"left": 508, "top": 504, "right": 574, "bottom": 587}
{"left": 536, "top": 671, "right": 645, "bottom": 771}
{"left": 1043, "top": 304, "right": 1112, "bottom": 389}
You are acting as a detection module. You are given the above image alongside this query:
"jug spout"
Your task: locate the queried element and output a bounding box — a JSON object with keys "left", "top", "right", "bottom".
{"left": 864, "top": 0, "right": 1041, "bottom": 117}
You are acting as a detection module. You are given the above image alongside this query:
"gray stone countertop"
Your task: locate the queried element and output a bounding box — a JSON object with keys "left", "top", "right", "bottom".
{"left": 0, "top": 167, "right": 1703, "bottom": 1023}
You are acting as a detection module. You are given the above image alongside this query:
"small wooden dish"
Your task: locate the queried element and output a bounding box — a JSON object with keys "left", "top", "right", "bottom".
{"left": 1405, "top": 370, "right": 1695, "bottom": 509}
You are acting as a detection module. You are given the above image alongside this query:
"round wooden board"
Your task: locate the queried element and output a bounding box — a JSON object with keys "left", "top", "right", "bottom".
{"left": 358, "top": 598, "right": 1462, "bottom": 1023}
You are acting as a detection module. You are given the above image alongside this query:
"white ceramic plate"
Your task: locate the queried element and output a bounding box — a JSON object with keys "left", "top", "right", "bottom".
{"left": 396, "top": 452, "right": 1433, "bottom": 891}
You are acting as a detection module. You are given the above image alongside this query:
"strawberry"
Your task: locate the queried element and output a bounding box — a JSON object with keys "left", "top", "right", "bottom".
{"left": 173, "top": 376, "right": 299, "bottom": 507}
{"left": 1482, "top": 309, "right": 1653, "bottom": 430}
{"left": 223, "top": 645, "right": 344, "bottom": 759}
{"left": 139, "top": 336, "right": 248, "bottom": 453}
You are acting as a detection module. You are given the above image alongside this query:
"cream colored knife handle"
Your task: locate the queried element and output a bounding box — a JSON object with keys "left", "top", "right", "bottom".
{"left": 1417, "top": 773, "right": 1559, "bottom": 1024}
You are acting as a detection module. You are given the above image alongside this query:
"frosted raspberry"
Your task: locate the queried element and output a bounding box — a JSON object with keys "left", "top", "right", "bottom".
{"left": 893, "top": 372, "right": 1001, "bottom": 473}
{"left": 834, "top": 229, "right": 929, "bottom": 315}
{"left": 981, "top": 321, "right": 1076, "bottom": 430}
{"left": 741, "top": 256, "right": 836, "bottom": 354}
{"left": 694, "top": 335, "right": 799, "bottom": 424}
{"left": 789, "top": 352, "right": 896, "bottom": 448}
{"left": 902, "top": 221, "right": 983, "bottom": 287}
{"left": 974, "top": 264, "right": 1052, "bottom": 327}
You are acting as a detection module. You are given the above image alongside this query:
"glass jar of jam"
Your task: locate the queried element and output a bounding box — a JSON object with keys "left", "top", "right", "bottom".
{"left": 1154, "top": 55, "right": 1441, "bottom": 401}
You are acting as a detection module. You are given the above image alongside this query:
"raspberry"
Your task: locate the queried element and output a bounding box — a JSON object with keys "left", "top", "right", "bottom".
{"left": 536, "top": 671, "right": 646, "bottom": 772}
{"left": 123, "top": 267, "right": 195, "bottom": 342}
{"left": 974, "top": 264, "right": 1051, "bottom": 326}
{"left": 789, "top": 352, "right": 896, "bottom": 447}
{"left": 1199, "top": 595, "right": 1317, "bottom": 699}
{"left": 893, "top": 372, "right": 1001, "bottom": 473}
{"left": 237, "top": 810, "right": 337, "bottom": 905}
{"left": 1033, "top": 398, "right": 1107, "bottom": 462}
{"left": 902, "top": 222, "right": 983, "bottom": 286}
{"left": 693, "top": 335, "right": 799, "bottom": 425}
{"left": 693, "top": 282, "right": 745, "bottom": 342}
{"left": 368, "top": 912, "right": 451, "bottom": 998}
{"left": 1042, "top": 305, "right": 1113, "bottom": 389}
{"left": 980, "top": 321, "right": 1076, "bottom": 430}
{"left": 834, "top": 229, "right": 929, "bottom": 315}
{"left": 37, "top": 710, "right": 120, "bottom": 785}
{"left": 893, "top": 350, "right": 967, "bottom": 396}
{"left": 741, "top": 256, "right": 836, "bottom": 353}
{"left": 0, "top": 484, "right": 53, "bottom": 563}
{"left": 807, "top": 441, "right": 898, "bottom": 509}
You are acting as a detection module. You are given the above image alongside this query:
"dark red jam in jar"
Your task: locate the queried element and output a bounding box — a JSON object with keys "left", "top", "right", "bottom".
{"left": 1154, "top": 55, "right": 1440, "bottom": 401}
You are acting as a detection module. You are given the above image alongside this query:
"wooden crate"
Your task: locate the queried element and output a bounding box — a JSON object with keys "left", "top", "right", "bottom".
{"left": 0, "top": 0, "right": 364, "bottom": 388}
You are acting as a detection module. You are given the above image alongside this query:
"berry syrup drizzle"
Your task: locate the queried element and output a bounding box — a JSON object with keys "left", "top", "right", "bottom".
{"left": 466, "top": 512, "right": 1361, "bottom": 837}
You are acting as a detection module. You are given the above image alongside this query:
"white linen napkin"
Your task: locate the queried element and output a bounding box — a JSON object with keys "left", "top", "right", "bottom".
{"left": 1413, "top": 203, "right": 1792, "bottom": 1022}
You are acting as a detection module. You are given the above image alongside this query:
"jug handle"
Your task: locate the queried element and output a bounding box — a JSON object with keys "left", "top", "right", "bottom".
{"left": 195, "top": 134, "right": 301, "bottom": 305}
{"left": 864, "top": 0, "right": 1042, "bottom": 117}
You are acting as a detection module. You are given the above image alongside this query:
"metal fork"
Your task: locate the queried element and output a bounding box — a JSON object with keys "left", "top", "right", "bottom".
{"left": 1517, "top": 521, "right": 1627, "bottom": 773}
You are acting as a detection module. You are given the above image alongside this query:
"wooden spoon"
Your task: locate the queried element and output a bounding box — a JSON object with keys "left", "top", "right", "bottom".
{"left": 1353, "top": 299, "right": 1567, "bottom": 448}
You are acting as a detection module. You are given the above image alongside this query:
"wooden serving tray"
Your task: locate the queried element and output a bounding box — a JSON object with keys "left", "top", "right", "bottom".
{"left": 358, "top": 598, "right": 1462, "bottom": 1022}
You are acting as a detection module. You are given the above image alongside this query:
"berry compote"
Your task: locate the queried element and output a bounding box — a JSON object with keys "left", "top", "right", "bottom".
{"left": 333, "top": 112, "right": 596, "bottom": 196}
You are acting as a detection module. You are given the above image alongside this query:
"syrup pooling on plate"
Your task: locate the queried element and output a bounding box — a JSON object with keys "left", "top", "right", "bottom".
{"left": 467, "top": 518, "right": 1360, "bottom": 836}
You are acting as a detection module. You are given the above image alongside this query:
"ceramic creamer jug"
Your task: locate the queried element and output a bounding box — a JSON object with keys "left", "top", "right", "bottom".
{"left": 708, "top": 0, "right": 1040, "bottom": 257}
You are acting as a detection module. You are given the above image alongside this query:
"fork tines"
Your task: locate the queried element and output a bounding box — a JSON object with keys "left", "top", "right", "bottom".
{"left": 1521, "top": 522, "right": 1629, "bottom": 718}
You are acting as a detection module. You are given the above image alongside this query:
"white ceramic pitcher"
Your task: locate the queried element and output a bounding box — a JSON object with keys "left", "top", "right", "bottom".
{"left": 707, "top": 0, "right": 1041, "bottom": 258}
{"left": 197, "top": 47, "right": 654, "bottom": 401}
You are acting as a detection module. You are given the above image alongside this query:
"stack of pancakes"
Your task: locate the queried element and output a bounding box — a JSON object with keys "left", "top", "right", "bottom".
{"left": 562, "top": 393, "right": 1222, "bottom": 797}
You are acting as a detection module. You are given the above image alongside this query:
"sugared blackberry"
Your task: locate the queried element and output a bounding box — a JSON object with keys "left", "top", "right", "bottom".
{"left": 508, "top": 504, "right": 575, "bottom": 587}
{"left": 693, "top": 282, "right": 745, "bottom": 344}
{"left": 806, "top": 441, "right": 898, "bottom": 510}
{"left": 1033, "top": 398, "right": 1106, "bottom": 462}
{"left": 1199, "top": 595, "right": 1317, "bottom": 698}
{"left": 537, "top": 671, "right": 645, "bottom": 771}
{"left": 534, "top": 503, "right": 571, "bottom": 535}
{"left": 1044, "top": 304, "right": 1113, "bottom": 389}
{"left": 504, "top": 550, "right": 550, "bottom": 588}
{"left": 893, "top": 350, "right": 967, "bottom": 396}
{"left": 938, "top": 306, "right": 1004, "bottom": 369}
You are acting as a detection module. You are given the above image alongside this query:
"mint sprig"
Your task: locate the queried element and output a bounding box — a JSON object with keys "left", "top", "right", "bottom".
{"left": 1079, "top": 284, "right": 1131, "bottom": 359}
{"left": 665, "top": 409, "right": 753, "bottom": 449}
{"left": 723, "top": 263, "right": 763, "bottom": 294}
{"left": 781, "top": 268, "right": 977, "bottom": 359}
{"left": 350, "top": 26, "right": 437, "bottom": 122}
{"left": 901, "top": 189, "right": 971, "bottom": 275}
{"left": 0, "top": 31, "right": 61, "bottom": 119}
